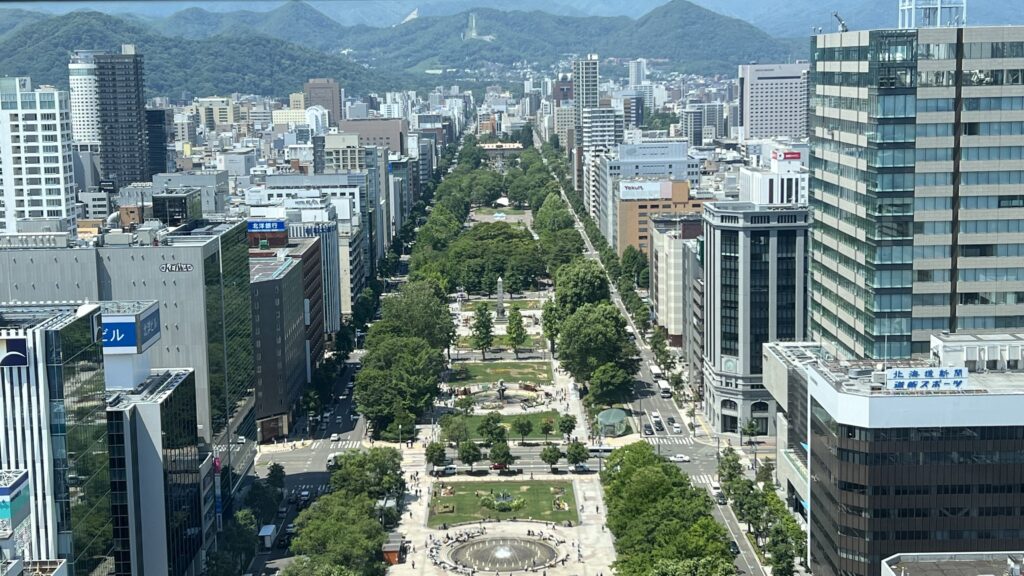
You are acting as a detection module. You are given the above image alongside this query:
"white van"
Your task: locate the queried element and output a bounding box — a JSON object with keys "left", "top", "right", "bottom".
{"left": 710, "top": 481, "right": 722, "bottom": 495}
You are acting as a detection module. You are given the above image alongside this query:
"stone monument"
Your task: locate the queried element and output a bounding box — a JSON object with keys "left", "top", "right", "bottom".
{"left": 495, "top": 276, "right": 506, "bottom": 320}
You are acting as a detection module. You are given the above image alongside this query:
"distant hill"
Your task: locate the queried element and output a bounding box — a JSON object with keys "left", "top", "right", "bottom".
{"left": 0, "top": 10, "right": 404, "bottom": 98}
{"left": 336, "top": 1, "right": 797, "bottom": 74}
{"left": 151, "top": 2, "right": 350, "bottom": 52}
{"left": 0, "top": 8, "right": 50, "bottom": 39}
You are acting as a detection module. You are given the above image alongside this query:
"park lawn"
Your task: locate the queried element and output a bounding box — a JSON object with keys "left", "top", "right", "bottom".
{"left": 472, "top": 207, "right": 529, "bottom": 216}
{"left": 461, "top": 299, "right": 543, "bottom": 311}
{"left": 456, "top": 334, "right": 546, "bottom": 350}
{"left": 428, "top": 480, "right": 578, "bottom": 527}
{"left": 464, "top": 410, "right": 561, "bottom": 441}
{"left": 453, "top": 361, "right": 553, "bottom": 386}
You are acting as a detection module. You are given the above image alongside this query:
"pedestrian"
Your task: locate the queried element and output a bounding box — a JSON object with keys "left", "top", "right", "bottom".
{"left": 412, "top": 560, "right": 415, "bottom": 569}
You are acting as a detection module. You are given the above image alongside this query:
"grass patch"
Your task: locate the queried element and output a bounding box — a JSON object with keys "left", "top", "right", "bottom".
{"left": 428, "top": 480, "right": 578, "bottom": 527}
{"left": 456, "top": 334, "right": 546, "bottom": 350}
{"left": 452, "top": 361, "right": 553, "bottom": 386}
{"left": 463, "top": 410, "right": 561, "bottom": 441}
{"left": 460, "top": 299, "right": 544, "bottom": 311}
{"left": 472, "top": 207, "right": 529, "bottom": 216}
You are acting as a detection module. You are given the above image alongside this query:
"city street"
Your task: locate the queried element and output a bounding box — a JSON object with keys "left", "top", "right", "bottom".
{"left": 541, "top": 149, "right": 768, "bottom": 576}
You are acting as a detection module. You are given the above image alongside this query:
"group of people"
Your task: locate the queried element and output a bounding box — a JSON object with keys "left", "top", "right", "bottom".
{"left": 426, "top": 528, "right": 487, "bottom": 574}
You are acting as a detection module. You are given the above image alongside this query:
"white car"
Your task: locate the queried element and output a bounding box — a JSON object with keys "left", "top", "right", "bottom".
{"left": 672, "top": 423, "right": 683, "bottom": 434}
{"left": 669, "top": 454, "right": 691, "bottom": 463}
{"left": 330, "top": 433, "right": 340, "bottom": 441}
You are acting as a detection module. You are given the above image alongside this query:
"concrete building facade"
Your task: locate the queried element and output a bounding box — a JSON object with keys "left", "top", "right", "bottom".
{"left": 738, "top": 62, "right": 809, "bottom": 140}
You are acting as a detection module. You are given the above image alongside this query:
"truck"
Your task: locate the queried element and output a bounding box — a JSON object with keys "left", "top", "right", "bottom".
{"left": 657, "top": 379, "right": 673, "bottom": 399}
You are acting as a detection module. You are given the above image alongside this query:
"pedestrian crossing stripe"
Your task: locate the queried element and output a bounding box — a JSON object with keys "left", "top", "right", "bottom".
{"left": 293, "top": 483, "right": 330, "bottom": 493}
{"left": 643, "top": 436, "right": 695, "bottom": 445}
{"left": 690, "top": 474, "right": 716, "bottom": 486}
{"left": 329, "top": 440, "right": 362, "bottom": 450}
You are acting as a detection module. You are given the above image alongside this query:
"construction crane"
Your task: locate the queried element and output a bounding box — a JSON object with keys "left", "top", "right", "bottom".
{"left": 833, "top": 11, "right": 849, "bottom": 32}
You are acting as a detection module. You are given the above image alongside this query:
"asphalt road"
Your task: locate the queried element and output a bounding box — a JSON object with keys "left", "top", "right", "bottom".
{"left": 541, "top": 148, "right": 767, "bottom": 576}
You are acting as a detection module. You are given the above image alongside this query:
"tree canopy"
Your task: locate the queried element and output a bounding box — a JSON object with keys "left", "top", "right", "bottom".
{"left": 558, "top": 302, "right": 640, "bottom": 383}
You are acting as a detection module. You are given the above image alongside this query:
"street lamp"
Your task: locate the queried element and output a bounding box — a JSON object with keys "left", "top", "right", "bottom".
{"left": 399, "top": 424, "right": 403, "bottom": 447}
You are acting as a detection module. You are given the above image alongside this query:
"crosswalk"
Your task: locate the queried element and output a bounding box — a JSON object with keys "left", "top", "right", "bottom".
{"left": 291, "top": 482, "right": 331, "bottom": 496}
{"left": 689, "top": 473, "right": 717, "bottom": 487}
{"left": 644, "top": 436, "right": 695, "bottom": 446}
{"left": 310, "top": 439, "right": 362, "bottom": 451}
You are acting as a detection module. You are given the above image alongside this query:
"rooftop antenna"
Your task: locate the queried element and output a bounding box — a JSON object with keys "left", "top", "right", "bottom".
{"left": 833, "top": 11, "right": 849, "bottom": 32}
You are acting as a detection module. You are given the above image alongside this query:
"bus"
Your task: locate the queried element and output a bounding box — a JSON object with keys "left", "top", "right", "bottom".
{"left": 649, "top": 364, "right": 664, "bottom": 379}
{"left": 657, "top": 380, "right": 673, "bottom": 399}
{"left": 588, "top": 445, "right": 614, "bottom": 458}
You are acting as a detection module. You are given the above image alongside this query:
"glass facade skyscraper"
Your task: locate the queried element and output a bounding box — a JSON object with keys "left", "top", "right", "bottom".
{"left": 810, "top": 26, "right": 1024, "bottom": 359}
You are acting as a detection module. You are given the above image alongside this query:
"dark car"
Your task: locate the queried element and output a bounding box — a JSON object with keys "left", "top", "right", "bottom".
{"left": 654, "top": 420, "right": 665, "bottom": 431}
{"left": 667, "top": 416, "right": 676, "bottom": 426}
{"left": 490, "top": 462, "right": 508, "bottom": 471}
{"left": 729, "top": 540, "right": 741, "bottom": 555}
{"left": 277, "top": 534, "right": 292, "bottom": 549}
{"left": 643, "top": 423, "right": 655, "bottom": 436}
{"left": 717, "top": 493, "right": 728, "bottom": 505}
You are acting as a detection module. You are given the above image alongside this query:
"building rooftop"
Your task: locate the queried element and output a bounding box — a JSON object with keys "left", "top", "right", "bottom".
{"left": 250, "top": 257, "right": 297, "bottom": 283}
{"left": 883, "top": 552, "right": 1024, "bottom": 576}
{"left": 0, "top": 469, "right": 27, "bottom": 490}
{"left": 98, "top": 301, "right": 158, "bottom": 316}
{"left": 0, "top": 303, "right": 98, "bottom": 332}
{"left": 704, "top": 201, "right": 809, "bottom": 213}
{"left": 106, "top": 369, "right": 194, "bottom": 409}
{"left": 764, "top": 341, "right": 1024, "bottom": 397}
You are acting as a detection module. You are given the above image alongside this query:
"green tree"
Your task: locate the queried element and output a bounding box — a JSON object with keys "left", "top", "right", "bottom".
{"left": 425, "top": 441, "right": 448, "bottom": 469}
{"left": 557, "top": 302, "right": 640, "bottom": 382}
{"left": 440, "top": 414, "right": 470, "bottom": 445}
{"left": 540, "top": 445, "right": 563, "bottom": 471}
{"left": 588, "top": 362, "right": 633, "bottom": 407}
{"left": 454, "top": 395, "right": 476, "bottom": 416}
{"left": 476, "top": 411, "right": 506, "bottom": 445}
{"left": 458, "top": 441, "right": 482, "bottom": 471}
{"left": 555, "top": 258, "right": 610, "bottom": 316}
{"left": 511, "top": 415, "right": 534, "bottom": 444}
{"left": 717, "top": 447, "right": 744, "bottom": 488}
{"left": 541, "top": 298, "right": 564, "bottom": 352}
{"left": 352, "top": 287, "right": 378, "bottom": 329}
{"left": 647, "top": 558, "right": 738, "bottom": 576}
{"left": 291, "top": 492, "right": 387, "bottom": 576}
{"left": 377, "top": 280, "right": 455, "bottom": 351}
{"left": 328, "top": 448, "right": 405, "bottom": 501}
{"left": 244, "top": 479, "right": 282, "bottom": 524}
{"left": 506, "top": 305, "right": 527, "bottom": 359}
{"left": 741, "top": 419, "right": 760, "bottom": 449}
{"left": 534, "top": 194, "right": 575, "bottom": 235}
{"left": 558, "top": 413, "right": 577, "bottom": 438}
{"left": 266, "top": 462, "right": 286, "bottom": 491}
{"left": 471, "top": 303, "right": 494, "bottom": 360}
{"left": 488, "top": 440, "right": 515, "bottom": 468}
{"left": 756, "top": 461, "right": 775, "bottom": 486}
{"left": 540, "top": 418, "right": 556, "bottom": 443}
{"left": 565, "top": 440, "right": 589, "bottom": 466}
{"left": 650, "top": 326, "right": 676, "bottom": 373}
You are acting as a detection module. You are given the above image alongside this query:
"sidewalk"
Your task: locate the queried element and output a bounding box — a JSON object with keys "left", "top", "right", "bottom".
{"left": 550, "top": 358, "right": 591, "bottom": 443}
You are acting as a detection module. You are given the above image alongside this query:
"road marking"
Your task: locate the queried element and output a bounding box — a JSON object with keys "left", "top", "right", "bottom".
{"left": 690, "top": 473, "right": 716, "bottom": 486}
{"left": 644, "top": 436, "right": 695, "bottom": 446}
{"left": 329, "top": 440, "right": 362, "bottom": 450}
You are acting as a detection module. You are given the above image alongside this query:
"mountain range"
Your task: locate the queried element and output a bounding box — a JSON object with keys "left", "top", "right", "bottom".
{"left": 0, "top": 0, "right": 799, "bottom": 98}
{"left": 9, "top": 0, "right": 1020, "bottom": 33}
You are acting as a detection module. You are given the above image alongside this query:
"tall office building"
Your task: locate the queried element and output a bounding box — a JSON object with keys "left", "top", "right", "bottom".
{"left": 95, "top": 44, "right": 148, "bottom": 188}
{"left": 0, "top": 220, "right": 257, "bottom": 502}
{"left": 679, "top": 108, "right": 705, "bottom": 146}
{"left": 694, "top": 102, "right": 726, "bottom": 143}
{"left": 304, "top": 78, "right": 343, "bottom": 126}
{"left": 764, "top": 338, "right": 1024, "bottom": 576}
{"left": 0, "top": 303, "right": 114, "bottom": 573}
{"left": 68, "top": 51, "right": 102, "bottom": 142}
{"left": 809, "top": 26, "right": 1024, "bottom": 360}
{"left": 628, "top": 58, "right": 647, "bottom": 87}
{"left": 146, "top": 108, "right": 175, "bottom": 177}
{"left": 572, "top": 53, "right": 600, "bottom": 148}
{"left": 0, "top": 78, "right": 77, "bottom": 234}
{"left": 738, "top": 62, "right": 809, "bottom": 140}
{"left": 702, "top": 191, "right": 809, "bottom": 434}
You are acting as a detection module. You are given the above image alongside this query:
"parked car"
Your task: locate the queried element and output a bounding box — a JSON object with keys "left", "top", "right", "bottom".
{"left": 668, "top": 454, "right": 691, "bottom": 463}
{"left": 490, "top": 462, "right": 507, "bottom": 471}
{"left": 643, "top": 423, "right": 655, "bottom": 436}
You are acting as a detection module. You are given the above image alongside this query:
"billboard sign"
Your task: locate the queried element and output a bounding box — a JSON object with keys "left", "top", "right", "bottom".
{"left": 772, "top": 150, "right": 802, "bottom": 160}
{"left": 247, "top": 219, "right": 287, "bottom": 233}
{"left": 0, "top": 338, "right": 28, "bottom": 367}
{"left": 885, "top": 367, "right": 968, "bottom": 391}
{"left": 0, "top": 471, "right": 30, "bottom": 536}
{"left": 102, "top": 306, "right": 161, "bottom": 354}
{"left": 618, "top": 181, "right": 669, "bottom": 200}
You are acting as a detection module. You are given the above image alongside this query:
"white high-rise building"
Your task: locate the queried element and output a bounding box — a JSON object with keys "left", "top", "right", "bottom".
{"left": 68, "top": 50, "right": 102, "bottom": 142}
{"left": 0, "top": 78, "right": 77, "bottom": 234}
{"left": 737, "top": 62, "right": 809, "bottom": 140}
{"left": 628, "top": 58, "right": 647, "bottom": 87}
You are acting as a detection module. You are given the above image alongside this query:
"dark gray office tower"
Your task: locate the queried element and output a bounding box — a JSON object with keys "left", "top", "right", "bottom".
{"left": 96, "top": 45, "right": 148, "bottom": 188}
{"left": 146, "top": 108, "right": 175, "bottom": 177}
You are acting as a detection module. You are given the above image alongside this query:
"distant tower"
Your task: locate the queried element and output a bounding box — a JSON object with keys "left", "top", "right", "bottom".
{"left": 468, "top": 13, "right": 478, "bottom": 39}
{"left": 898, "top": 0, "right": 967, "bottom": 28}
